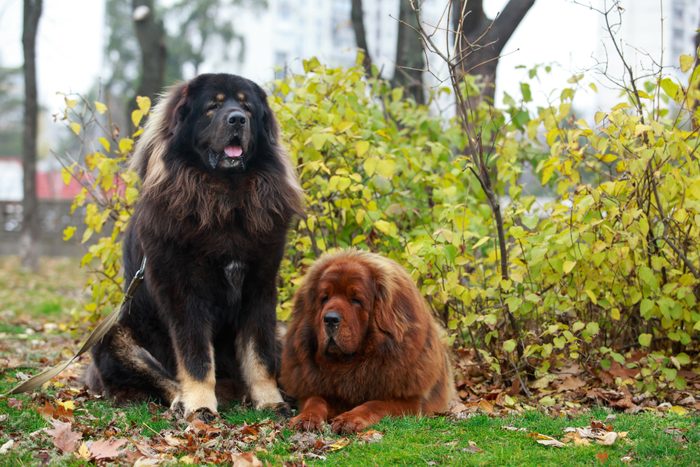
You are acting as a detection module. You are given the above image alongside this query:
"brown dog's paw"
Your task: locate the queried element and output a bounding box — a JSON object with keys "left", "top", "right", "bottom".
{"left": 330, "top": 412, "right": 371, "bottom": 434}
{"left": 289, "top": 412, "right": 325, "bottom": 431}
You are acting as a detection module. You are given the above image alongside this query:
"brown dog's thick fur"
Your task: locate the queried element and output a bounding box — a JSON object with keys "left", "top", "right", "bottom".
{"left": 280, "top": 250, "right": 454, "bottom": 433}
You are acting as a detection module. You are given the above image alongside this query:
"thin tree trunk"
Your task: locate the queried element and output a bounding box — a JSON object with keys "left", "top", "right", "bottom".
{"left": 132, "top": 0, "right": 166, "bottom": 114}
{"left": 392, "top": 0, "right": 425, "bottom": 104}
{"left": 350, "top": 0, "right": 373, "bottom": 77}
{"left": 20, "top": 0, "right": 42, "bottom": 272}
{"left": 453, "top": 0, "right": 535, "bottom": 104}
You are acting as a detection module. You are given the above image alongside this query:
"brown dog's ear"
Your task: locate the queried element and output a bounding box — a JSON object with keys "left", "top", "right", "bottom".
{"left": 373, "top": 267, "right": 418, "bottom": 343}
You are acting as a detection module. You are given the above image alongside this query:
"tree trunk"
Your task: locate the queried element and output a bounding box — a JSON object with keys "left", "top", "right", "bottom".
{"left": 350, "top": 0, "right": 373, "bottom": 77}
{"left": 132, "top": 0, "right": 166, "bottom": 115}
{"left": 392, "top": 0, "right": 425, "bottom": 104}
{"left": 20, "top": 0, "right": 42, "bottom": 272}
{"left": 452, "top": 0, "right": 536, "bottom": 104}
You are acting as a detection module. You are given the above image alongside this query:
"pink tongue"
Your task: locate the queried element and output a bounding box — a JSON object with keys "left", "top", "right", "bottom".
{"left": 224, "top": 146, "right": 243, "bottom": 158}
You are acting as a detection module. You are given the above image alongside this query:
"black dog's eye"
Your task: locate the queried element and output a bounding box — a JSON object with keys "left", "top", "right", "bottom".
{"left": 206, "top": 102, "right": 221, "bottom": 112}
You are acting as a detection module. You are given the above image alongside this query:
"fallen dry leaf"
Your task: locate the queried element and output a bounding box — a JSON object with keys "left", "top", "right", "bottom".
{"left": 88, "top": 438, "right": 128, "bottom": 460}
{"left": 596, "top": 451, "right": 609, "bottom": 463}
{"left": 0, "top": 440, "right": 14, "bottom": 455}
{"left": 597, "top": 431, "right": 618, "bottom": 446}
{"left": 530, "top": 433, "right": 566, "bottom": 448}
{"left": 76, "top": 442, "right": 91, "bottom": 460}
{"left": 357, "top": 429, "right": 384, "bottom": 443}
{"left": 664, "top": 427, "right": 688, "bottom": 444}
{"left": 231, "top": 452, "right": 262, "bottom": 466}
{"left": 328, "top": 437, "right": 351, "bottom": 451}
{"left": 462, "top": 440, "right": 483, "bottom": 453}
{"left": 502, "top": 425, "right": 527, "bottom": 432}
{"left": 557, "top": 376, "right": 587, "bottom": 392}
{"left": 45, "top": 419, "right": 82, "bottom": 453}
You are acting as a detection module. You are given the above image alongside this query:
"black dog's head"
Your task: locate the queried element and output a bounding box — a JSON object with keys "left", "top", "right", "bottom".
{"left": 168, "top": 73, "right": 277, "bottom": 173}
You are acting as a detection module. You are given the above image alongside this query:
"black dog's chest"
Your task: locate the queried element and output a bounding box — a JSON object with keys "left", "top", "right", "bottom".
{"left": 224, "top": 260, "right": 247, "bottom": 297}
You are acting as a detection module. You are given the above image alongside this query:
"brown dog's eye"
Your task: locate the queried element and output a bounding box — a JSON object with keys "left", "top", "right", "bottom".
{"left": 351, "top": 298, "right": 362, "bottom": 307}
{"left": 320, "top": 295, "right": 329, "bottom": 305}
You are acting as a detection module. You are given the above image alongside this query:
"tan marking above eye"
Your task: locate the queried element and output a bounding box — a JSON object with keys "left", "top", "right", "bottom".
{"left": 237, "top": 92, "right": 246, "bottom": 101}
{"left": 216, "top": 93, "right": 225, "bottom": 102}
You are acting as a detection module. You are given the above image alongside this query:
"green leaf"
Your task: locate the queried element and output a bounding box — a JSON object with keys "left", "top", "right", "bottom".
{"left": 660, "top": 77, "right": 680, "bottom": 99}
{"left": 355, "top": 140, "right": 369, "bottom": 157}
{"left": 503, "top": 339, "right": 517, "bottom": 353}
{"left": 639, "top": 266, "right": 659, "bottom": 290}
{"left": 638, "top": 333, "right": 652, "bottom": 347}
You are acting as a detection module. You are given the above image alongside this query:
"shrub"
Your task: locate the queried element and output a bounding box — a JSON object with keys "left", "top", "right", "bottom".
{"left": 62, "top": 54, "right": 699, "bottom": 395}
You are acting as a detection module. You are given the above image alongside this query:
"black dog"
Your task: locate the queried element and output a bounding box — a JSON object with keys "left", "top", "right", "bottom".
{"left": 86, "top": 74, "right": 303, "bottom": 420}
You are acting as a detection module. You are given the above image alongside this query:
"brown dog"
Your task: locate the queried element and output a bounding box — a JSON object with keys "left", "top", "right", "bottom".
{"left": 280, "top": 250, "right": 454, "bottom": 433}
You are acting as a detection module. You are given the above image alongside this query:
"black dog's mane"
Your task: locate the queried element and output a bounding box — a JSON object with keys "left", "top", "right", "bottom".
{"left": 129, "top": 78, "right": 303, "bottom": 236}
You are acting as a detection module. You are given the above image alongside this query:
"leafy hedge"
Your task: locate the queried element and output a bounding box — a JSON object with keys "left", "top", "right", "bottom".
{"left": 61, "top": 55, "right": 699, "bottom": 395}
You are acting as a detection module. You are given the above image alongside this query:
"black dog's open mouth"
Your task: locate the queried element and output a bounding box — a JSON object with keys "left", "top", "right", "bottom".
{"left": 209, "top": 137, "right": 247, "bottom": 170}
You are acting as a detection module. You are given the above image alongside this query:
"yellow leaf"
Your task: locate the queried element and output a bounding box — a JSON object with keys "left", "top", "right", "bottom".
{"left": 98, "top": 137, "right": 111, "bottom": 152}
{"left": 375, "top": 159, "right": 396, "bottom": 178}
{"left": 669, "top": 405, "right": 688, "bottom": 416}
{"left": 562, "top": 260, "right": 576, "bottom": 274}
{"left": 374, "top": 220, "right": 397, "bottom": 236}
{"left": 69, "top": 122, "right": 81, "bottom": 135}
{"left": 57, "top": 400, "right": 75, "bottom": 410}
{"left": 355, "top": 140, "right": 370, "bottom": 157}
{"left": 611, "top": 308, "right": 621, "bottom": 320}
{"left": 94, "top": 101, "right": 107, "bottom": 114}
{"left": 131, "top": 109, "right": 143, "bottom": 127}
{"left": 472, "top": 236, "right": 490, "bottom": 249}
{"left": 61, "top": 167, "right": 72, "bottom": 185}
{"left": 62, "top": 226, "right": 76, "bottom": 241}
{"left": 77, "top": 442, "right": 90, "bottom": 460}
{"left": 363, "top": 157, "right": 379, "bottom": 176}
{"left": 584, "top": 289, "right": 597, "bottom": 304}
{"left": 680, "top": 54, "right": 694, "bottom": 73}
{"left": 136, "top": 95, "right": 151, "bottom": 114}
{"left": 119, "top": 138, "right": 134, "bottom": 155}
{"left": 328, "top": 438, "right": 350, "bottom": 451}
{"left": 65, "top": 97, "right": 78, "bottom": 109}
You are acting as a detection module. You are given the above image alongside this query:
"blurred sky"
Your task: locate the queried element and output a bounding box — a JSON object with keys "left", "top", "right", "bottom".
{"left": 0, "top": 0, "right": 606, "bottom": 116}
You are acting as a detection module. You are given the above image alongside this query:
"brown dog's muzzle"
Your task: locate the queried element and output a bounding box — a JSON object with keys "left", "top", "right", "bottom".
{"left": 323, "top": 310, "right": 341, "bottom": 335}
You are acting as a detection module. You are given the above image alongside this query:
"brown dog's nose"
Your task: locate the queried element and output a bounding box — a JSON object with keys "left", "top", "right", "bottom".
{"left": 323, "top": 311, "right": 341, "bottom": 330}
{"left": 227, "top": 110, "right": 247, "bottom": 126}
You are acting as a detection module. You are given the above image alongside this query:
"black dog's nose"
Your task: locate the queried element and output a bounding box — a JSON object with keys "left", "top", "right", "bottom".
{"left": 323, "top": 311, "right": 341, "bottom": 328}
{"left": 227, "top": 110, "right": 246, "bottom": 126}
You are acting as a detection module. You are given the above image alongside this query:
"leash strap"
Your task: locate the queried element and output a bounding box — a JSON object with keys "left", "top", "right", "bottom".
{"left": 3, "top": 256, "right": 147, "bottom": 396}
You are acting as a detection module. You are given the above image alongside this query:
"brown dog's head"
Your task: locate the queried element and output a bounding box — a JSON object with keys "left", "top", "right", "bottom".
{"left": 292, "top": 250, "right": 418, "bottom": 361}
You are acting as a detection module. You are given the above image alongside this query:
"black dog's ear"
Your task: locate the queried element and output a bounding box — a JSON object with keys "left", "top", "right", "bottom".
{"left": 167, "top": 82, "right": 190, "bottom": 137}
{"left": 252, "top": 83, "right": 279, "bottom": 143}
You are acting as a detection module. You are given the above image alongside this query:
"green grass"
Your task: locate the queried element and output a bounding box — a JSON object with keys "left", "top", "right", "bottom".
{"left": 0, "top": 257, "right": 698, "bottom": 465}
